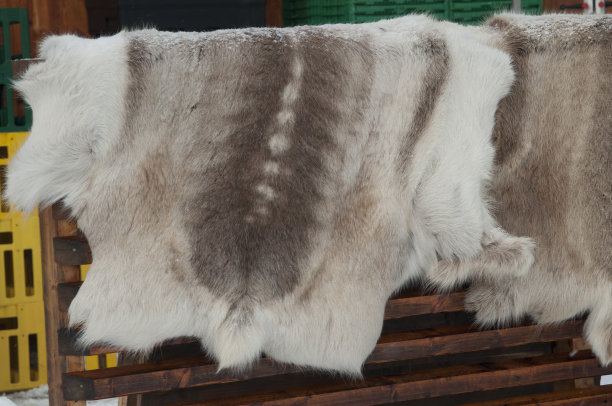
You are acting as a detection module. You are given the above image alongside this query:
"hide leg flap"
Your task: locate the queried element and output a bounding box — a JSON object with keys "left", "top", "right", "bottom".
{"left": 585, "top": 296, "right": 612, "bottom": 366}
{"left": 426, "top": 227, "right": 535, "bottom": 290}
{"left": 465, "top": 279, "right": 525, "bottom": 327}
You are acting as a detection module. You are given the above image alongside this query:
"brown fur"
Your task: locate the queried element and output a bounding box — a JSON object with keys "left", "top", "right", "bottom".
{"left": 467, "top": 14, "right": 612, "bottom": 364}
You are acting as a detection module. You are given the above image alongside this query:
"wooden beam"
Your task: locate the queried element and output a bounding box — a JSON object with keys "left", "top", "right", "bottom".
{"left": 62, "top": 351, "right": 612, "bottom": 403}
{"left": 463, "top": 385, "right": 612, "bottom": 405}
{"left": 57, "top": 282, "right": 81, "bottom": 313}
{"left": 53, "top": 236, "right": 92, "bottom": 266}
{"left": 265, "top": 0, "right": 283, "bottom": 27}
{"left": 368, "top": 320, "right": 584, "bottom": 363}
{"left": 58, "top": 319, "right": 583, "bottom": 361}
{"left": 39, "top": 205, "right": 86, "bottom": 406}
{"left": 384, "top": 291, "right": 465, "bottom": 319}
{"left": 60, "top": 321, "right": 585, "bottom": 401}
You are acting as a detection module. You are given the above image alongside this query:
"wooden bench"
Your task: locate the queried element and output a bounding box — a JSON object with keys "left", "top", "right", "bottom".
{"left": 37, "top": 203, "right": 612, "bottom": 405}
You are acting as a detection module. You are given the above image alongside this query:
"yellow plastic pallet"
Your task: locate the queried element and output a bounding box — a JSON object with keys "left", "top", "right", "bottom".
{"left": 0, "top": 132, "right": 43, "bottom": 306}
{"left": 0, "top": 132, "right": 114, "bottom": 392}
{"left": 0, "top": 302, "right": 47, "bottom": 391}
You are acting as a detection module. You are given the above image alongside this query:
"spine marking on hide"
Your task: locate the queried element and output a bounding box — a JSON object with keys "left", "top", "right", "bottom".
{"left": 248, "top": 54, "right": 304, "bottom": 223}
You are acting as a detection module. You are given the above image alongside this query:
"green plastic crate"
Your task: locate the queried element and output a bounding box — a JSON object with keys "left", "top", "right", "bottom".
{"left": 357, "top": 0, "right": 449, "bottom": 21}
{"left": 450, "top": 0, "right": 510, "bottom": 24}
{"left": 450, "top": 0, "right": 541, "bottom": 24}
{"left": 284, "top": 0, "right": 449, "bottom": 25}
{"left": 284, "top": 0, "right": 356, "bottom": 25}
{"left": 521, "top": 0, "right": 543, "bottom": 12}
{"left": 0, "top": 8, "right": 31, "bottom": 132}
{"left": 283, "top": 0, "right": 541, "bottom": 26}
{"left": 0, "top": 9, "right": 29, "bottom": 74}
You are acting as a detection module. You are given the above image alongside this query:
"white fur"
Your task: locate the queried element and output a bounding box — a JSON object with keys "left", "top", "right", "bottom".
{"left": 6, "top": 33, "right": 129, "bottom": 215}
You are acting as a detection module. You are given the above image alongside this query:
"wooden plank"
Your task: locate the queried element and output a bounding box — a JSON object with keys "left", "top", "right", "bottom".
{"left": 58, "top": 329, "right": 200, "bottom": 356}
{"left": 368, "top": 319, "right": 584, "bottom": 363}
{"left": 122, "top": 344, "right": 553, "bottom": 406}
{"left": 384, "top": 291, "right": 465, "bottom": 319}
{"left": 63, "top": 357, "right": 303, "bottom": 400}
{"left": 171, "top": 352, "right": 612, "bottom": 406}
{"left": 61, "top": 322, "right": 587, "bottom": 402}
{"left": 57, "top": 315, "right": 583, "bottom": 360}
{"left": 265, "top": 0, "right": 283, "bottom": 27}
{"left": 39, "top": 205, "right": 86, "bottom": 406}
{"left": 464, "top": 385, "right": 612, "bottom": 405}
{"left": 54, "top": 236, "right": 92, "bottom": 265}
{"left": 57, "top": 282, "right": 82, "bottom": 313}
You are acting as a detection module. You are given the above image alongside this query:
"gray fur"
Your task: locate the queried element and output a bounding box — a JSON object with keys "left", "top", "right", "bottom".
{"left": 7, "top": 17, "right": 528, "bottom": 373}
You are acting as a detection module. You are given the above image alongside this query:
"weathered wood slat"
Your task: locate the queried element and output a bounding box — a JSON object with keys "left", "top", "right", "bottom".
{"left": 57, "top": 282, "right": 82, "bottom": 313}
{"left": 39, "top": 205, "right": 86, "bottom": 406}
{"left": 367, "top": 319, "right": 584, "bottom": 363}
{"left": 384, "top": 291, "right": 465, "bottom": 319}
{"left": 63, "top": 357, "right": 303, "bottom": 400}
{"left": 54, "top": 236, "right": 92, "bottom": 265}
{"left": 58, "top": 328, "right": 199, "bottom": 356}
{"left": 464, "top": 385, "right": 612, "bottom": 405}
{"left": 165, "top": 352, "right": 612, "bottom": 406}
{"left": 61, "top": 321, "right": 587, "bottom": 401}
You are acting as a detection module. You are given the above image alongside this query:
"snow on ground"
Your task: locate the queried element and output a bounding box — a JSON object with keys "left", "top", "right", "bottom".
{"left": 602, "top": 375, "right": 612, "bottom": 385}
{"left": 0, "top": 386, "right": 118, "bottom": 406}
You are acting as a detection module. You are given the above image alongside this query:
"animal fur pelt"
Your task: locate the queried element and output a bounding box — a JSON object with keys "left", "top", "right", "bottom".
{"left": 6, "top": 16, "right": 535, "bottom": 374}
{"left": 464, "top": 14, "right": 612, "bottom": 364}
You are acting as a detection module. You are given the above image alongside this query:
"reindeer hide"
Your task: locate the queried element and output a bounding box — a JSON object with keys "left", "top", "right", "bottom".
{"left": 466, "top": 14, "right": 612, "bottom": 365}
{"left": 6, "top": 16, "right": 534, "bottom": 374}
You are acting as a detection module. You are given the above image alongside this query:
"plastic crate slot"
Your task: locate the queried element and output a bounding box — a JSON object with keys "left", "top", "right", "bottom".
{"left": 12, "top": 90, "right": 25, "bottom": 126}
{"left": 9, "top": 335, "right": 18, "bottom": 383}
{"left": 23, "top": 249, "right": 34, "bottom": 296}
{"left": 0, "top": 316, "right": 17, "bottom": 330}
{"left": 28, "top": 333, "right": 38, "bottom": 381}
{"left": 4, "top": 249, "right": 14, "bottom": 297}
{"left": 0, "top": 85, "right": 7, "bottom": 128}
{"left": 0, "top": 231, "right": 13, "bottom": 244}
{"left": 85, "top": 354, "right": 99, "bottom": 370}
{"left": 98, "top": 354, "right": 108, "bottom": 369}
{"left": 8, "top": 22, "right": 22, "bottom": 59}
{"left": 0, "top": 146, "right": 7, "bottom": 159}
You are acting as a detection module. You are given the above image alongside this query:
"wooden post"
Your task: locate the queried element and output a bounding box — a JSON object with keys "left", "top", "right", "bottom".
{"left": 266, "top": 0, "right": 283, "bottom": 27}
{"left": 39, "top": 205, "right": 85, "bottom": 406}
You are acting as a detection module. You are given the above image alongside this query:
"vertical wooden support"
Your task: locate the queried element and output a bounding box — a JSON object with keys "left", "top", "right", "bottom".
{"left": 266, "top": 0, "right": 283, "bottom": 27}
{"left": 117, "top": 353, "right": 145, "bottom": 406}
{"left": 39, "top": 205, "right": 85, "bottom": 406}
